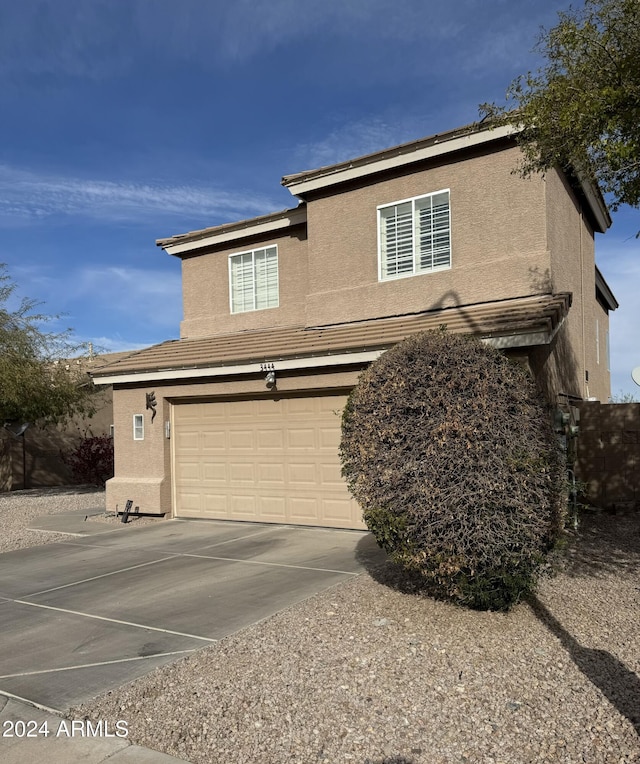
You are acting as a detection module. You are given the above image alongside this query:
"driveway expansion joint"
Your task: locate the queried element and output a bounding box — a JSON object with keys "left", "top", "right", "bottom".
{"left": 9, "top": 599, "right": 218, "bottom": 642}
{"left": 21, "top": 555, "right": 182, "bottom": 599}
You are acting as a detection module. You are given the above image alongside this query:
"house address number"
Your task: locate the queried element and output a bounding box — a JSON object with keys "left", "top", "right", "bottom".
{"left": 260, "top": 363, "right": 275, "bottom": 372}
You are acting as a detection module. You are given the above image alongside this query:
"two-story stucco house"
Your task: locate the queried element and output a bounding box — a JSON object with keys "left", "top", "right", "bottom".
{"left": 92, "top": 121, "right": 618, "bottom": 530}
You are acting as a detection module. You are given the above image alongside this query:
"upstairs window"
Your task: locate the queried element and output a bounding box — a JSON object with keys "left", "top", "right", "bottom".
{"left": 229, "top": 245, "right": 279, "bottom": 313}
{"left": 378, "top": 190, "right": 451, "bottom": 280}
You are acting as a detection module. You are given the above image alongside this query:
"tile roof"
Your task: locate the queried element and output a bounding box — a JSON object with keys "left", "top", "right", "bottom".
{"left": 91, "top": 293, "right": 571, "bottom": 380}
{"left": 156, "top": 206, "right": 305, "bottom": 250}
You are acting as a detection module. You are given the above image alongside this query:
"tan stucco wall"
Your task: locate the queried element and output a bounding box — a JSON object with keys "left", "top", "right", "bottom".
{"left": 180, "top": 227, "right": 308, "bottom": 338}
{"left": 304, "top": 145, "right": 550, "bottom": 326}
{"left": 105, "top": 366, "right": 365, "bottom": 516}
{"left": 543, "top": 168, "right": 610, "bottom": 402}
{"left": 179, "top": 146, "right": 552, "bottom": 338}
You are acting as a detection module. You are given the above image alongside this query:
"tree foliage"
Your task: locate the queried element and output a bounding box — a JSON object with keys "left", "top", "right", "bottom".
{"left": 481, "top": 0, "right": 640, "bottom": 213}
{"left": 0, "top": 265, "right": 98, "bottom": 425}
{"left": 340, "top": 330, "right": 567, "bottom": 611}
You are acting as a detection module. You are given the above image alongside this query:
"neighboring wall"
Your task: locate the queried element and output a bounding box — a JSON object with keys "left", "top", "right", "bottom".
{"left": 575, "top": 401, "right": 640, "bottom": 510}
{"left": 0, "top": 386, "right": 113, "bottom": 490}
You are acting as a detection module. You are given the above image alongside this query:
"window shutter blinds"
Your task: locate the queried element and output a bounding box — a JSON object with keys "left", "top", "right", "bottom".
{"left": 231, "top": 252, "right": 256, "bottom": 312}
{"left": 230, "top": 246, "right": 279, "bottom": 313}
{"left": 255, "top": 246, "right": 278, "bottom": 309}
{"left": 416, "top": 191, "right": 450, "bottom": 272}
{"left": 381, "top": 202, "right": 413, "bottom": 277}
{"left": 379, "top": 191, "right": 450, "bottom": 280}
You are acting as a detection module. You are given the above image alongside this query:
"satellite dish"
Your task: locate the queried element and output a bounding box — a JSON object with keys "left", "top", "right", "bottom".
{"left": 632, "top": 367, "right": 640, "bottom": 387}
{"left": 3, "top": 421, "right": 30, "bottom": 438}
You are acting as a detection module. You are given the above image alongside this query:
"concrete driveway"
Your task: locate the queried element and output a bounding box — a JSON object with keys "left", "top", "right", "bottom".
{"left": 0, "top": 514, "right": 383, "bottom": 713}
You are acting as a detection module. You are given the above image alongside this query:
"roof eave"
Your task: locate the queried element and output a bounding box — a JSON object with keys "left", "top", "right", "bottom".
{"left": 281, "top": 124, "right": 518, "bottom": 198}
{"left": 595, "top": 265, "right": 619, "bottom": 310}
{"left": 90, "top": 321, "right": 562, "bottom": 386}
{"left": 157, "top": 206, "right": 307, "bottom": 257}
{"left": 573, "top": 169, "right": 612, "bottom": 233}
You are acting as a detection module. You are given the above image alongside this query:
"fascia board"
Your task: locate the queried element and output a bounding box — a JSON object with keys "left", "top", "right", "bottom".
{"left": 574, "top": 170, "right": 611, "bottom": 233}
{"left": 162, "top": 207, "right": 308, "bottom": 256}
{"left": 595, "top": 266, "right": 619, "bottom": 310}
{"left": 484, "top": 332, "right": 550, "bottom": 349}
{"left": 284, "top": 125, "right": 517, "bottom": 197}
{"left": 92, "top": 350, "right": 385, "bottom": 385}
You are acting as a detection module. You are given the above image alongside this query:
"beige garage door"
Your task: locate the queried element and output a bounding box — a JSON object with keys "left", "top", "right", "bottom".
{"left": 172, "top": 392, "right": 365, "bottom": 529}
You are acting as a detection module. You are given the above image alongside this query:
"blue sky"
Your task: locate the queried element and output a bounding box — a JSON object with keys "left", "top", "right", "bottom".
{"left": 0, "top": 0, "right": 638, "bottom": 398}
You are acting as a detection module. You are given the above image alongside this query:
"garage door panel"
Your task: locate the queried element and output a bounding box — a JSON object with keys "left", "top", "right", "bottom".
{"left": 228, "top": 401, "right": 264, "bottom": 420}
{"left": 177, "top": 462, "right": 200, "bottom": 482}
{"left": 200, "top": 493, "right": 229, "bottom": 514}
{"left": 288, "top": 497, "right": 319, "bottom": 523}
{"left": 257, "top": 429, "right": 284, "bottom": 449}
{"left": 228, "top": 430, "right": 254, "bottom": 451}
{"left": 202, "top": 431, "right": 227, "bottom": 452}
{"left": 258, "top": 496, "right": 287, "bottom": 521}
{"left": 257, "top": 462, "right": 285, "bottom": 483}
{"left": 202, "top": 462, "right": 226, "bottom": 483}
{"left": 230, "top": 495, "right": 257, "bottom": 516}
{"left": 319, "top": 426, "right": 341, "bottom": 449}
{"left": 320, "top": 463, "right": 345, "bottom": 487}
{"left": 322, "top": 499, "right": 356, "bottom": 525}
{"left": 229, "top": 463, "right": 255, "bottom": 483}
{"left": 287, "top": 428, "right": 316, "bottom": 450}
{"left": 176, "top": 430, "right": 200, "bottom": 451}
{"left": 174, "top": 393, "right": 364, "bottom": 529}
{"left": 288, "top": 462, "right": 318, "bottom": 486}
{"left": 255, "top": 398, "right": 282, "bottom": 418}
{"left": 179, "top": 491, "right": 203, "bottom": 513}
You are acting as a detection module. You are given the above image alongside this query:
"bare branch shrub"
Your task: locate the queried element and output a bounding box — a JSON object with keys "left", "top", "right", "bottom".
{"left": 340, "top": 330, "right": 566, "bottom": 610}
{"left": 63, "top": 435, "right": 114, "bottom": 488}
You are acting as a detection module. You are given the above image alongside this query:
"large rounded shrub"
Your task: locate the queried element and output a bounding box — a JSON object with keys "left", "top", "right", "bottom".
{"left": 340, "top": 330, "right": 566, "bottom": 610}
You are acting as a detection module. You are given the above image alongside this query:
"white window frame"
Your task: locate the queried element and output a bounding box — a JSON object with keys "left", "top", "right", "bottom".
{"left": 228, "top": 245, "right": 279, "bottom": 314}
{"left": 377, "top": 189, "right": 451, "bottom": 281}
{"left": 133, "top": 414, "right": 144, "bottom": 441}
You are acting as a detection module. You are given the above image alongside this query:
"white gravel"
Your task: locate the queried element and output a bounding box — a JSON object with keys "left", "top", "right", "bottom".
{"left": 2, "top": 489, "right": 639, "bottom": 763}
{"left": 0, "top": 486, "right": 106, "bottom": 552}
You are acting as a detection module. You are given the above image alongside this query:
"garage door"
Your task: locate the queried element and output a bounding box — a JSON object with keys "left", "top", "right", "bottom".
{"left": 172, "top": 392, "right": 365, "bottom": 529}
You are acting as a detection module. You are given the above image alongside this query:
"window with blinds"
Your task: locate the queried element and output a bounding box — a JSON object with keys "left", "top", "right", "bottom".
{"left": 378, "top": 190, "right": 451, "bottom": 280}
{"left": 229, "top": 245, "right": 279, "bottom": 313}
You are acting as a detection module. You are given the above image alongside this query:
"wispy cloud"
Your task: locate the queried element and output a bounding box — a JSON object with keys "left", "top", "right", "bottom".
{"left": 0, "top": 165, "right": 277, "bottom": 226}
{"left": 0, "top": 0, "right": 470, "bottom": 80}
{"left": 73, "top": 265, "right": 182, "bottom": 321}
{"left": 208, "top": 0, "right": 465, "bottom": 60}
{"left": 291, "top": 118, "right": 409, "bottom": 172}
{"left": 8, "top": 263, "right": 183, "bottom": 347}
{"left": 289, "top": 105, "right": 485, "bottom": 173}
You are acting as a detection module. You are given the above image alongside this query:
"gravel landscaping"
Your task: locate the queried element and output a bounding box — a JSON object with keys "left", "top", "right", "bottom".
{"left": 2, "top": 489, "right": 639, "bottom": 763}
{"left": 0, "top": 486, "right": 159, "bottom": 553}
{"left": 0, "top": 486, "right": 107, "bottom": 552}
